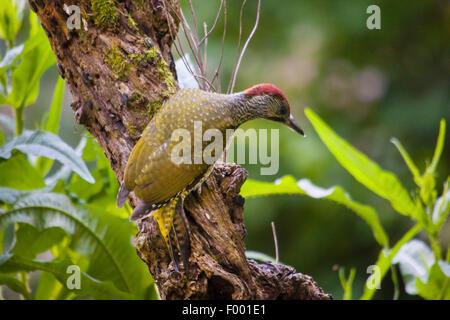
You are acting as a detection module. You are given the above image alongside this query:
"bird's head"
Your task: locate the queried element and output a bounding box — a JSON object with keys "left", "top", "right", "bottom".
{"left": 243, "top": 83, "right": 305, "bottom": 136}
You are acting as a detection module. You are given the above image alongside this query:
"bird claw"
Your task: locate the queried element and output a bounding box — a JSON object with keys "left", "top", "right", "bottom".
{"left": 129, "top": 201, "right": 154, "bottom": 221}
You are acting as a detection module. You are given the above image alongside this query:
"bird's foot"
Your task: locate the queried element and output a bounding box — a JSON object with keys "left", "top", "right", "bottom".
{"left": 129, "top": 201, "right": 155, "bottom": 221}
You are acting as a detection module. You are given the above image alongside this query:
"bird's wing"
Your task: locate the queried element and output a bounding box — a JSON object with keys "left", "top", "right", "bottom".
{"left": 123, "top": 119, "right": 158, "bottom": 190}
{"left": 124, "top": 88, "right": 217, "bottom": 204}
{"left": 133, "top": 141, "right": 207, "bottom": 204}
{"left": 131, "top": 109, "right": 207, "bottom": 203}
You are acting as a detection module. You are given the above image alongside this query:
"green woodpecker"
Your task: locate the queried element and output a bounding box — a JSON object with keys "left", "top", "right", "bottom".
{"left": 117, "top": 83, "right": 304, "bottom": 271}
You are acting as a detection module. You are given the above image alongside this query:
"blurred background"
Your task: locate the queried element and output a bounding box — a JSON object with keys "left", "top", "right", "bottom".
{"left": 1, "top": 0, "right": 448, "bottom": 298}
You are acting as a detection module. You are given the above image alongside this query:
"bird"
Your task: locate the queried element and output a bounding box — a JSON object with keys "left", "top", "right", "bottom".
{"left": 117, "top": 83, "right": 305, "bottom": 272}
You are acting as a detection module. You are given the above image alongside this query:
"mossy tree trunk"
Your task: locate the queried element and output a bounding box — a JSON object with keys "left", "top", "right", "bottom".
{"left": 31, "top": 0, "right": 330, "bottom": 299}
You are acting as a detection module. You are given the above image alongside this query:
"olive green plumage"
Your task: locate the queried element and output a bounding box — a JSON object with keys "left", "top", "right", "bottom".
{"left": 123, "top": 88, "right": 237, "bottom": 208}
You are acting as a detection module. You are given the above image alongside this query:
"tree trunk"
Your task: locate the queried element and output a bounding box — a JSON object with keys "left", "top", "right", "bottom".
{"left": 31, "top": 0, "right": 331, "bottom": 300}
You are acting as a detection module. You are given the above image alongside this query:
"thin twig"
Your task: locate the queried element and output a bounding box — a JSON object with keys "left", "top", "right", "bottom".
{"left": 229, "top": 0, "right": 261, "bottom": 93}
{"left": 187, "top": 0, "right": 207, "bottom": 88}
{"left": 199, "top": 0, "right": 224, "bottom": 45}
{"left": 187, "top": 0, "right": 200, "bottom": 41}
{"left": 162, "top": 2, "right": 198, "bottom": 87}
{"left": 163, "top": 2, "right": 215, "bottom": 91}
{"left": 227, "top": 0, "right": 247, "bottom": 93}
{"left": 271, "top": 221, "right": 279, "bottom": 265}
{"left": 173, "top": 29, "right": 215, "bottom": 91}
{"left": 203, "top": 22, "right": 208, "bottom": 82}
{"left": 166, "top": 0, "right": 259, "bottom": 93}
{"left": 179, "top": 12, "right": 204, "bottom": 86}
{"left": 193, "top": 73, "right": 217, "bottom": 92}
{"left": 169, "top": 2, "right": 205, "bottom": 88}
{"left": 211, "top": 0, "right": 227, "bottom": 92}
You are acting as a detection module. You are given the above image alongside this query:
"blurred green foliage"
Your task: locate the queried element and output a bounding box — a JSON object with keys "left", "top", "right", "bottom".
{"left": 243, "top": 109, "right": 449, "bottom": 299}
{"left": 0, "top": 5, "right": 155, "bottom": 299}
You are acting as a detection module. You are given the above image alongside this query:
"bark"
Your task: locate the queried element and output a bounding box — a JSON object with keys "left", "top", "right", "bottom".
{"left": 31, "top": 0, "right": 331, "bottom": 300}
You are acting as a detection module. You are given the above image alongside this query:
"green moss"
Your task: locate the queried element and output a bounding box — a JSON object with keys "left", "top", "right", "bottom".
{"left": 129, "top": 91, "right": 145, "bottom": 103}
{"left": 92, "top": 0, "right": 118, "bottom": 28}
{"left": 129, "top": 47, "right": 176, "bottom": 96}
{"left": 157, "top": 60, "right": 176, "bottom": 95}
{"left": 147, "top": 98, "right": 163, "bottom": 117}
{"left": 126, "top": 90, "right": 162, "bottom": 118}
{"left": 145, "top": 47, "right": 159, "bottom": 61}
{"left": 146, "top": 47, "right": 176, "bottom": 95}
{"left": 127, "top": 13, "right": 138, "bottom": 30}
{"left": 105, "top": 46, "right": 128, "bottom": 80}
{"left": 126, "top": 124, "right": 140, "bottom": 139}
{"left": 104, "top": 44, "right": 175, "bottom": 116}
{"left": 127, "top": 90, "right": 149, "bottom": 111}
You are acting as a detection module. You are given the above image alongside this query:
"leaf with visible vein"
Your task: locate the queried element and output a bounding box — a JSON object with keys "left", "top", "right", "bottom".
{"left": 305, "top": 108, "right": 420, "bottom": 218}
{"left": 0, "top": 130, "right": 94, "bottom": 183}
{"left": 0, "top": 191, "right": 153, "bottom": 298}
{"left": 0, "top": 255, "right": 133, "bottom": 300}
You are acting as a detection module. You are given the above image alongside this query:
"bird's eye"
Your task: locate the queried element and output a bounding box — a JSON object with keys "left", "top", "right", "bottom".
{"left": 279, "top": 105, "right": 288, "bottom": 115}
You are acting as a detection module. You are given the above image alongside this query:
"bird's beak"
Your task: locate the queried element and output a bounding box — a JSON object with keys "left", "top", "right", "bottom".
{"left": 285, "top": 114, "right": 305, "bottom": 136}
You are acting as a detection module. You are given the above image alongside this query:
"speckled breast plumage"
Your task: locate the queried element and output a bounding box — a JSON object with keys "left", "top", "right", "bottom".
{"left": 123, "top": 88, "right": 238, "bottom": 205}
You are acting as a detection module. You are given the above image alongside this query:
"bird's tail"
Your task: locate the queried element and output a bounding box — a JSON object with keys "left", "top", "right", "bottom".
{"left": 172, "top": 198, "right": 191, "bottom": 273}
{"left": 117, "top": 183, "right": 130, "bottom": 208}
{"left": 153, "top": 196, "right": 191, "bottom": 273}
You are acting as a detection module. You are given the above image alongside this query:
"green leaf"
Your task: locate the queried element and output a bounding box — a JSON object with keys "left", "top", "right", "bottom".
{"left": 426, "top": 119, "right": 446, "bottom": 175}
{"left": 0, "top": 153, "right": 45, "bottom": 190}
{"left": 4, "top": 11, "right": 56, "bottom": 108}
{"left": 44, "top": 137, "right": 87, "bottom": 187}
{"left": 2, "top": 223, "right": 16, "bottom": 254}
{"left": 0, "top": 187, "right": 36, "bottom": 204}
{"left": 245, "top": 250, "right": 278, "bottom": 264}
{"left": 0, "top": 114, "right": 15, "bottom": 135}
{"left": 36, "top": 241, "right": 91, "bottom": 300}
{"left": 391, "top": 138, "right": 421, "bottom": 184}
{"left": 392, "top": 239, "right": 435, "bottom": 295}
{"left": 0, "top": 126, "right": 4, "bottom": 146}
{"left": 305, "top": 108, "right": 419, "bottom": 218}
{"left": 433, "top": 184, "right": 450, "bottom": 228}
{"left": 0, "top": 273, "right": 31, "bottom": 299}
{"left": 0, "top": 0, "right": 26, "bottom": 47}
{"left": 34, "top": 270, "right": 65, "bottom": 300}
{"left": 0, "top": 255, "right": 133, "bottom": 300}
{"left": 338, "top": 267, "right": 356, "bottom": 300}
{"left": 241, "top": 176, "right": 389, "bottom": 247}
{"left": 42, "top": 77, "right": 65, "bottom": 134}
{"left": 36, "top": 77, "right": 66, "bottom": 176}
{"left": 81, "top": 135, "right": 120, "bottom": 198}
{"left": 361, "top": 224, "right": 422, "bottom": 300}
{"left": 0, "top": 43, "right": 24, "bottom": 74}
{"left": 67, "top": 170, "right": 104, "bottom": 201}
{"left": 12, "top": 224, "right": 66, "bottom": 258}
{"left": 241, "top": 176, "right": 302, "bottom": 197}
{"left": 419, "top": 173, "right": 438, "bottom": 208}
{"left": 416, "top": 261, "right": 450, "bottom": 300}
{"left": 0, "top": 191, "right": 153, "bottom": 298}
{"left": 298, "top": 179, "right": 389, "bottom": 247}
{"left": 0, "top": 130, "right": 94, "bottom": 183}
